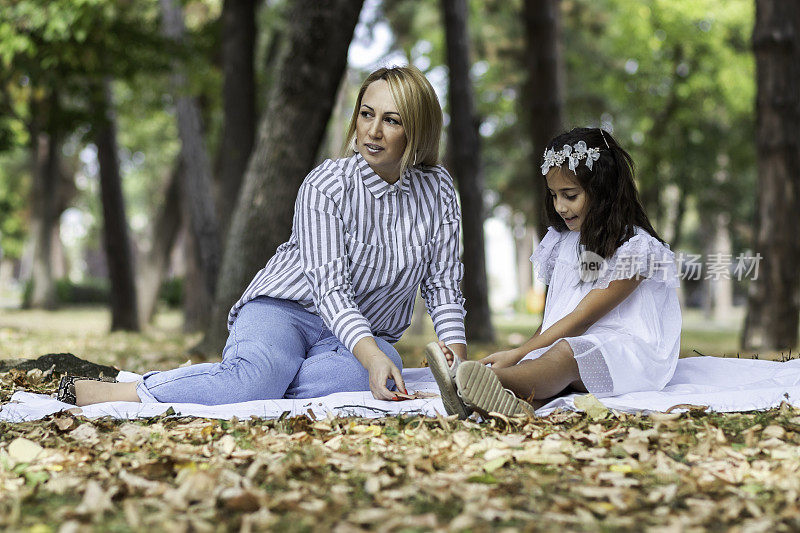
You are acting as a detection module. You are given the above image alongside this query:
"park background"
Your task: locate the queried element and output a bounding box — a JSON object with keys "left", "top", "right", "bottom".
{"left": 4, "top": 2, "right": 800, "bottom": 531}
{"left": 1, "top": 0, "right": 798, "bottom": 372}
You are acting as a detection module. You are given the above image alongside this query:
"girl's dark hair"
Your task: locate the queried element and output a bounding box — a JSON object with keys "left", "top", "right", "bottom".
{"left": 542, "top": 127, "right": 664, "bottom": 258}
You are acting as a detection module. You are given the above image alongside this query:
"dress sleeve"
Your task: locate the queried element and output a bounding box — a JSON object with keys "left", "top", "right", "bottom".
{"left": 593, "top": 232, "right": 680, "bottom": 290}
{"left": 530, "top": 227, "right": 564, "bottom": 285}
{"left": 420, "top": 169, "right": 467, "bottom": 346}
{"left": 295, "top": 178, "right": 373, "bottom": 353}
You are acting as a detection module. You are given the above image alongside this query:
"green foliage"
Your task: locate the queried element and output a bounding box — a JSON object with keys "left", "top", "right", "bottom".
{"left": 20, "top": 276, "right": 187, "bottom": 307}
{"left": 22, "top": 278, "right": 110, "bottom": 307}
{"left": 380, "top": 0, "right": 756, "bottom": 255}
{"left": 0, "top": 0, "right": 172, "bottom": 149}
{"left": 564, "top": 0, "right": 756, "bottom": 239}
{"left": 0, "top": 150, "right": 29, "bottom": 260}
{"left": 159, "top": 277, "right": 183, "bottom": 308}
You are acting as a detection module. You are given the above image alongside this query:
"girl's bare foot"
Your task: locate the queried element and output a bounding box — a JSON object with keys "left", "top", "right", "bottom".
{"left": 74, "top": 381, "right": 141, "bottom": 406}
{"left": 437, "top": 340, "right": 456, "bottom": 365}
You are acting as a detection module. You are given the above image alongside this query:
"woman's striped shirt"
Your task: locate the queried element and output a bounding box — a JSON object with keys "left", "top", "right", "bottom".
{"left": 228, "top": 153, "right": 467, "bottom": 352}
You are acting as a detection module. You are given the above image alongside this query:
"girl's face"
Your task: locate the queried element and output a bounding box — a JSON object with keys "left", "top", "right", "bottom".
{"left": 355, "top": 80, "right": 407, "bottom": 182}
{"left": 546, "top": 168, "right": 588, "bottom": 231}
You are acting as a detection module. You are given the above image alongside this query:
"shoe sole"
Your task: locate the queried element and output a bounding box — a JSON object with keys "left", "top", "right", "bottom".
{"left": 455, "top": 361, "right": 537, "bottom": 418}
{"left": 425, "top": 342, "right": 471, "bottom": 419}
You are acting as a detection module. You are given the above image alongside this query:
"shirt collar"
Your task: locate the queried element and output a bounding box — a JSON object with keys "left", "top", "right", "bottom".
{"left": 355, "top": 153, "right": 412, "bottom": 198}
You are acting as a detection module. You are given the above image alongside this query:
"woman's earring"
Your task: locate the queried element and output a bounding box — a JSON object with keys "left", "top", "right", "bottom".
{"left": 351, "top": 138, "right": 358, "bottom": 153}
{"left": 413, "top": 152, "right": 418, "bottom": 166}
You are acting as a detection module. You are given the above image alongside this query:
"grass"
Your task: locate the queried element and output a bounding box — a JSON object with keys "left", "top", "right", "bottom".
{"left": 0, "top": 304, "right": 752, "bottom": 368}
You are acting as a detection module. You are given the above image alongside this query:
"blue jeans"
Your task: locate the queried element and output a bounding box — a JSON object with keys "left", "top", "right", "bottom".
{"left": 136, "top": 296, "right": 402, "bottom": 404}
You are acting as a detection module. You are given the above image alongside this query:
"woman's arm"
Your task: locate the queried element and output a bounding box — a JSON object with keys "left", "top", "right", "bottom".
{"left": 507, "top": 277, "right": 643, "bottom": 363}
{"left": 296, "top": 179, "right": 374, "bottom": 351}
{"left": 420, "top": 168, "right": 468, "bottom": 350}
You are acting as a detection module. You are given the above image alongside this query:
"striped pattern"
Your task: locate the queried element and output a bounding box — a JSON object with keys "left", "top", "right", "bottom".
{"left": 228, "top": 153, "right": 466, "bottom": 352}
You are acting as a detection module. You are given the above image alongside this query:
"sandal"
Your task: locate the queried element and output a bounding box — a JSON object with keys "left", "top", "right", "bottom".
{"left": 57, "top": 375, "right": 117, "bottom": 405}
{"left": 454, "top": 361, "right": 537, "bottom": 419}
{"left": 425, "top": 342, "right": 471, "bottom": 419}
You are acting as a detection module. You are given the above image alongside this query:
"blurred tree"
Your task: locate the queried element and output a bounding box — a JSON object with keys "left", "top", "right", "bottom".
{"left": 564, "top": 1, "right": 755, "bottom": 245}
{"left": 742, "top": 0, "right": 800, "bottom": 351}
{"left": 0, "top": 0, "right": 169, "bottom": 323}
{"left": 137, "top": 160, "right": 182, "bottom": 325}
{"left": 200, "top": 0, "right": 364, "bottom": 354}
{"left": 160, "top": 0, "right": 222, "bottom": 331}
{"left": 0, "top": 153, "right": 28, "bottom": 263}
{"left": 27, "top": 92, "right": 70, "bottom": 309}
{"left": 93, "top": 80, "right": 140, "bottom": 330}
{"left": 214, "top": 0, "right": 259, "bottom": 242}
{"left": 522, "top": 0, "right": 564, "bottom": 238}
{"left": 442, "top": 0, "right": 494, "bottom": 342}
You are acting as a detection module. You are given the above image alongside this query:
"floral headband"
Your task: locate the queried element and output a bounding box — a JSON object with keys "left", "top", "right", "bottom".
{"left": 540, "top": 140, "right": 602, "bottom": 176}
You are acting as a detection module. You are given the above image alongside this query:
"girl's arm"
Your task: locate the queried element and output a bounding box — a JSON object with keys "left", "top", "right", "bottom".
{"left": 508, "top": 277, "right": 643, "bottom": 363}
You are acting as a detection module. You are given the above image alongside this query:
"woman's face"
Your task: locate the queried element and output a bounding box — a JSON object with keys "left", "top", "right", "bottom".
{"left": 356, "top": 79, "right": 407, "bottom": 182}
{"left": 546, "top": 168, "right": 588, "bottom": 231}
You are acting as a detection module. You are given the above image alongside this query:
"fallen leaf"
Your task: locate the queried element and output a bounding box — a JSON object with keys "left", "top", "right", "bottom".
{"left": 8, "top": 437, "right": 44, "bottom": 463}
{"left": 762, "top": 425, "right": 785, "bottom": 439}
{"left": 574, "top": 394, "right": 609, "bottom": 420}
{"left": 70, "top": 423, "right": 100, "bottom": 445}
{"left": 52, "top": 415, "right": 77, "bottom": 432}
{"left": 483, "top": 456, "right": 509, "bottom": 473}
{"left": 219, "top": 487, "right": 261, "bottom": 512}
{"left": 217, "top": 434, "right": 236, "bottom": 456}
{"left": 74, "top": 480, "right": 115, "bottom": 518}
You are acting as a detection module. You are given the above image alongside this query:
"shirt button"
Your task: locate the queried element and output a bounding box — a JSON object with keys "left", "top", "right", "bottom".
{"left": 389, "top": 185, "right": 397, "bottom": 193}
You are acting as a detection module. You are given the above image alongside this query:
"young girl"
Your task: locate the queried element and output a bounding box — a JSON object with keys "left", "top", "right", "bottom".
{"left": 427, "top": 127, "right": 681, "bottom": 418}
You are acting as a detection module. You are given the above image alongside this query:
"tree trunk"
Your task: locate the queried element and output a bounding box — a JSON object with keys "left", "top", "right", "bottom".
{"left": 94, "top": 80, "right": 140, "bottom": 331}
{"left": 742, "top": 0, "right": 800, "bottom": 351}
{"left": 514, "top": 224, "right": 536, "bottom": 307}
{"left": 711, "top": 213, "right": 735, "bottom": 323}
{"left": 28, "top": 129, "right": 58, "bottom": 309}
{"left": 160, "top": 0, "right": 222, "bottom": 330}
{"left": 442, "top": 0, "right": 494, "bottom": 343}
{"left": 198, "top": 0, "right": 364, "bottom": 355}
{"left": 214, "top": 0, "right": 258, "bottom": 242}
{"left": 701, "top": 211, "right": 734, "bottom": 323}
{"left": 669, "top": 185, "right": 688, "bottom": 251}
{"left": 26, "top": 88, "right": 74, "bottom": 310}
{"left": 522, "top": 0, "right": 565, "bottom": 237}
{"left": 137, "top": 160, "right": 183, "bottom": 325}
{"left": 182, "top": 217, "right": 213, "bottom": 332}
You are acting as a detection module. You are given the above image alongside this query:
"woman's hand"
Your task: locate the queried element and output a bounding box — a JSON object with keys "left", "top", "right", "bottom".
{"left": 479, "top": 348, "right": 522, "bottom": 369}
{"left": 353, "top": 336, "right": 407, "bottom": 400}
{"left": 362, "top": 351, "right": 406, "bottom": 400}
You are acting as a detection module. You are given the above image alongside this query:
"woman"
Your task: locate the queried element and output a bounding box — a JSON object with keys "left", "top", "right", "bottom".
{"left": 66, "top": 65, "right": 467, "bottom": 406}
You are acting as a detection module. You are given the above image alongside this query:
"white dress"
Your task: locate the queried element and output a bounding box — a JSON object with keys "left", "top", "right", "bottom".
{"left": 524, "top": 226, "right": 682, "bottom": 397}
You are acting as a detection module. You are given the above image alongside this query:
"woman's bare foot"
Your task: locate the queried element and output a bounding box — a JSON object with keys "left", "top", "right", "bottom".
{"left": 74, "top": 381, "right": 141, "bottom": 406}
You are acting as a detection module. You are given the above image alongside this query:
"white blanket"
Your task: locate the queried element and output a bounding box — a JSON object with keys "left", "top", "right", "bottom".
{"left": 2, "top": 357, "right": 800, "bottom": 422}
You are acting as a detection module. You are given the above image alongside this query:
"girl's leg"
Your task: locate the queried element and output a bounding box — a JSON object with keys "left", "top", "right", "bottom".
{"left": 492, "top": 340, "right": 586, "bottom": 400}
{"left": 284, "top": 335, "right": 403, "bottom": 399}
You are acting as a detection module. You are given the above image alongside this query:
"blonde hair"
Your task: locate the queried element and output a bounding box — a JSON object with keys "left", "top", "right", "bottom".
{"left": 343, "top": 65, "right": 442, "bottom": 171}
